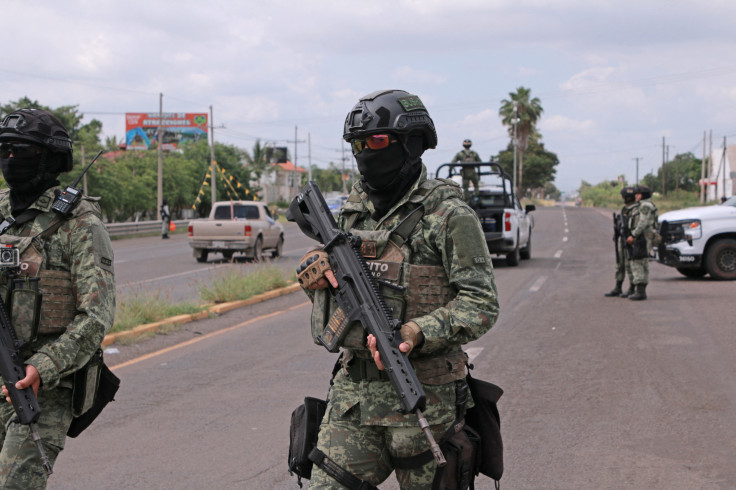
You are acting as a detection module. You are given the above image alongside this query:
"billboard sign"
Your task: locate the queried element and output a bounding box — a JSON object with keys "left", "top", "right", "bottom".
{"left": 125, "top": 112, "right": 208, "bottom": 151}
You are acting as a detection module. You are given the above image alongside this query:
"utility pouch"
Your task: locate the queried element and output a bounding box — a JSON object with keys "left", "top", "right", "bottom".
{"left": 631, "top": 235, "right": 649, "bottom": 260}
{"left": 7, "top": 277, "right": 42, "bottom": 344}
{"left": 67, "top": 352, "right": 120, "bottom": 438}
{"left": 288, "top": 396, "right": 327, "bottom": 487}
{"left": 431, "top": 422, "right": 481, "bottom": 490}
{"left": 465, "top": 373, "right": 504, "bottom": 481}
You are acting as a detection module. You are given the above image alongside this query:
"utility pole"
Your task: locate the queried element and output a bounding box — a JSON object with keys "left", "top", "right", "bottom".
{"left": 512, "top": 101, "right": 519, "bottom": 195}
{"left": 661, "top": 136, "right": 666, "bottom": 197}
{"left": 209, "top": 105, "right": 217, "bottom": 205}
{"left": 701, "top": 131, "right": 707, "bottom": 204}
{"left": 157, "top": 93, "right": 163, "bottom": 220}
{"left": 308, "top": 132, "right": 312, "bottom": 182}
{"left": 287, "top": 126, "right": 306, "bottom": 199}
{"left": 633, "top": 157, "right": 642, "bottom": 185}
{"left": 337, "top": 142, "right": 351, "bottom": 194}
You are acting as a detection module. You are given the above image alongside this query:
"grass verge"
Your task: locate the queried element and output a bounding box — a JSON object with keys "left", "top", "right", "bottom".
{"left": 111, "top": 264, "right": 293, "bottom": 335}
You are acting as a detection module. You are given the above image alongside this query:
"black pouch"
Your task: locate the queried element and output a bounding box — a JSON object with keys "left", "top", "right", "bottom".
{"left": 288, "top": 396, "right": 327, "bottom": 487}
{"left": 432, "top": 422, "right": 481, "bottom": 490}
{"left": 631, "top": 235, "right": 649, "bottom": 260}
{"left": 67, "top": 357, "right": 120, "bottom": 438}
{"left": 465, "top": 373, "right": 504, "bottom": 481}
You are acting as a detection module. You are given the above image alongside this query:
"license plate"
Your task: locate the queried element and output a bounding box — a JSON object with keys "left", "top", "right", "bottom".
{"left": 212, "top": 241, "right": 225, "bottom": 248}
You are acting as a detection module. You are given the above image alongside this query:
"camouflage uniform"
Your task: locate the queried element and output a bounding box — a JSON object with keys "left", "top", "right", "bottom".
{"left": 451, "top": 149, "right": 481, "bottom": 200}
{"left": 0, "top": 188, "right": 115, "bottom": 488}
{"left": 627, "top": 198, "right": 657, "bottom": 287}
{"left": 307, "top": 165, "right": 499, "bottom": 489}
{"left": 614, "top": 202, "right": 637, "bottom": 291}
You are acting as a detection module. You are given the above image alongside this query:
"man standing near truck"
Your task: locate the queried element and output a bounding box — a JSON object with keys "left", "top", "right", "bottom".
{"left": 451, "top": 139, "right": 481, "bottom": 201}
{"left": 626, "top": 185, "right": 657, "bottom": 300}
{"left": 604, "top": 186, "right": 637, "bottom": 297}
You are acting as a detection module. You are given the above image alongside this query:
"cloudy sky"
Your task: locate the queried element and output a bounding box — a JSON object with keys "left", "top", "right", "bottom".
{"left": 3, "top": 0, "right": 735, "bottom": 193}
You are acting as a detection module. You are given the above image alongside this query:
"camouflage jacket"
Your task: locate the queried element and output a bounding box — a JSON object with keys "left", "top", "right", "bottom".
{"left": 306, "top": 166, "right": 499, "bottom": 426}
{"left": 0, "top": 188, "right": 115, "bottom": 390}
{"left": 629, "top": 199, "right": 657, "bottom": 240}
{"left": 451, "top": 149, "right": 481, "bottom": 163}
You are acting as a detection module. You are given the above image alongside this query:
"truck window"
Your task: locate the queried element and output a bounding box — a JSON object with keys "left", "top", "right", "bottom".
{"left": 214, "top": 206, "right": 231, "bottom": 220}
{"left": 233, "top": 205, "right": 260, "bottom": 220}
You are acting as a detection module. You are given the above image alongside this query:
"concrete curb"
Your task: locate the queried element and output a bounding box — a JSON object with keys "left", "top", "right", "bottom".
{"left": 102, "top": 282, "right": 302, "bottom": 346}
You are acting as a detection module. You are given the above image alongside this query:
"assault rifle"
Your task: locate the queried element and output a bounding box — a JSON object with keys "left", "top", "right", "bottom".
{"left": 287, "top": 181, "right": 446, "bottom": 467}
{"left": 0, "top": 267, "right": 53, "bottom": 474}
{"left": 620, "top": 213, "right": 633, "bottom": 260}
{"left": 612, "top": 213, "right": 621, "bottom": 262}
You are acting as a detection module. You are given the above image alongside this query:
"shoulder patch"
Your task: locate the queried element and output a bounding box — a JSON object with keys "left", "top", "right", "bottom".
{"left": 397, "top": 95, "right": 426, "bottom": 112}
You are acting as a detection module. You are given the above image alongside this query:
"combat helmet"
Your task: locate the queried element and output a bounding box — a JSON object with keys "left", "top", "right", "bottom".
{"left": 0, "top": 109, "right": 73, "bottom": 171}
{"left": 635, "top": 185, "right": 652, "bottom": 199}
{"left": 620, "top": 186, "right": 636, "bottom": 203}
{"left": 343, "top": 89, "right": 437, "bottom": 151}
{"left": 463, "top": 139, "right": 472, "bottom": 148}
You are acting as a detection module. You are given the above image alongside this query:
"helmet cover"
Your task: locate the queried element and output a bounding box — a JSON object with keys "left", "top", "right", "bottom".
{"left": 343, "top": 89, "right": 437, "bottom": 151}
{"left": 0, "top": 109, "right": 73, "bottom": 171}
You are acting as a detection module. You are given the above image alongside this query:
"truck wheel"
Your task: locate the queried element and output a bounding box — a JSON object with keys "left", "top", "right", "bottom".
{"left": 520, "top": 231, "right": 532, "bottom": 260}
{"left": 195, "top": 249, "right": 208, "bottom": 263}
{"left": 704, "top": 238, "right": 736, "bottom": 280}
{"left": 252, "top": 237, "right": 263, "bottom": 262}
{"left": 676, "top": 266, "right": 706, "bottom": 278}
{"left": 506, "top": 233, "right": 520, "bottom": 267}
{"left": 271, "top": 235, "right": 284, "bottom": 258}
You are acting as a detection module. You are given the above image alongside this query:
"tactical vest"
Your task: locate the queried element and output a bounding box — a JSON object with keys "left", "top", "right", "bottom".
{"left": 0, "top": 210, "right": 79, "bottom": 343}
{"left": 331, "top": 180, "right": 459, "bottom": 356}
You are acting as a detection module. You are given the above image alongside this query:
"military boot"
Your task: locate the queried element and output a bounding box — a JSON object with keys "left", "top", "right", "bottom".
{"left": 628, "top": 283, "right": 647, "bottom": 301}
{"left": 620, "top": 284, "right": 635, "bottom": 298}
{"left": 604, "top": 281, "right": 623, "bottom": 297}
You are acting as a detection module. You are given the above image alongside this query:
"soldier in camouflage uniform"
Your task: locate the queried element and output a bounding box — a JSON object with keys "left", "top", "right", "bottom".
{"left": 451, "top": 139, "right": 481, "bottom": 201}
{"left": 0, "top": 109, "right": 115, "bottom": 488}
{"left": 626, "top": 185, "right": 657, "bottom": 300}
{"left": 604, "top": 186, "right": 637, "bottom": 297}
{"left": 298, "top": 90, "right": 499, "bottom": 489}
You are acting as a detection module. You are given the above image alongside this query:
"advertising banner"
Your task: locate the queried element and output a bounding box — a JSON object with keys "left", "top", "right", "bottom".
{"left": 125, "top": 113, "right": 208, "bottom": 151}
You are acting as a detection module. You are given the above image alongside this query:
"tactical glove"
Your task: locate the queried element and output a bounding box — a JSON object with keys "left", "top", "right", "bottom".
{"left": 296, "top": 249, "right": 332, "bottom": 289}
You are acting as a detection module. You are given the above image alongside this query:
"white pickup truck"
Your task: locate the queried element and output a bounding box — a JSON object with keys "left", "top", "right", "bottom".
{"left": 188, "top": 200, "right": 284, "bottom": 263}
{"left": 436, "top": 162, "right": 535, "bottom": 266}
{"left": 656, "top": 196, "right": 736, "bottom": 280}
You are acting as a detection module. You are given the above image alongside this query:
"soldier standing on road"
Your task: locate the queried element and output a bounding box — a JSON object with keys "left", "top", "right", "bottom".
{"left": 297, "top": 90, "right": 499, "bottom": 489}
{"left": 451, "top": 139, "right": 481, "bottom": 201}
{"left": 604, "top": 186, "right": 637, "bottom": 297}
{"left": 626, "top": 185, "right": 657, "bottom": 301}
{"left": 160, "top": 198, "right": 171, "bottom": 239}
{"left": 0, "top": 109, "right": 116, "bottom": 487}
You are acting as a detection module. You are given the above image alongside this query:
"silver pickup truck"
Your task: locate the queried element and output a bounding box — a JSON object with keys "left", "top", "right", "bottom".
{"left": 187, "top": 201, "right": 284, "bottom": 263}
{"left": 437, "top": 162, "right": 535, "bottom": 266}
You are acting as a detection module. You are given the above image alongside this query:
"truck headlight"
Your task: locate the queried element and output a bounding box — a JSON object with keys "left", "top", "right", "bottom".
{"left": 682, "top": 220, "right": 702, "bottom": 241}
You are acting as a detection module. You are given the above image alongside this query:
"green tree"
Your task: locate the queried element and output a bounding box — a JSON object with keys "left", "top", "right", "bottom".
{"left": 499, "top": 87, "right": 543, "bottom": 195}
{"left": 495, "top": 139, "right": 558, "bottom": 192}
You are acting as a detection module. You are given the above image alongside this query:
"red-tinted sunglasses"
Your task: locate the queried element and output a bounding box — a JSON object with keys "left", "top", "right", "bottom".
{"left": 351, "top": 134, "right": 394, "bottom": 153}
{"left": 0, "top": 142, "right": 41, "bottom": 159}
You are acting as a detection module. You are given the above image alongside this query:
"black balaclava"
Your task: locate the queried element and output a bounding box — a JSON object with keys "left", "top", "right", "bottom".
{"left": 355, "top": 134, "right": 424, "bottom": 220}
{"left": 0, "top": 147, "right": 62, "bottom": 214}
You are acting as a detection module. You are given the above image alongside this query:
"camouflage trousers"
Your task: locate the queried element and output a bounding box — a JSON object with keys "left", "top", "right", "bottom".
{"left": 461, "top": 175, "right": 479, "bottom": 201}
{"left": 614, "top": 241, "right": 633, "bottom": 284}
{"left": 310, "top": 403, "right": 454, "bottom": 489}
{"left": 0, "top": 387, "right": 73, "bottom": 489}
{"left": 630, "top": 258, "right": 649, "bottom": 285}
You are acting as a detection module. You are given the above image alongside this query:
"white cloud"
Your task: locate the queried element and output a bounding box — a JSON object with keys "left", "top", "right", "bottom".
{"left": 540, "top": 115, "right": 595, "bottom": 134}
{"left": 392, "top": 67, "right": 448, "bottom": 85}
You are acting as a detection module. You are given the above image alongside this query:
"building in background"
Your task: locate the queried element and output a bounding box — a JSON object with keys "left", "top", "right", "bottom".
{"left": 258, "top": 160, "right": 306, "bottom": 203}
{"left": 707, "top": 145, "right": 735, "bottom": 201}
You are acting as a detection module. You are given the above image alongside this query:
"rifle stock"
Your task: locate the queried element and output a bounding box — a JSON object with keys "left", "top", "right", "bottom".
{"left": 287, "top": 181, "right": 446, "bottom": 466}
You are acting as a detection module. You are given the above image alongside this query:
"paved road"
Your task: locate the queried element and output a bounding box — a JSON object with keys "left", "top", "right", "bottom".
{"left": 48, "top": 205, "right": 736, "bottom": 489}
{"left": 113, "top": 221, "right": 312, "bottom": 303}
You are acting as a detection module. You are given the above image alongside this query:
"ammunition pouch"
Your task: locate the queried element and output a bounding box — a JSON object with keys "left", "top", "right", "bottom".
{"left": 430, "top": 421, "right": 481, "bottom": 490}
{"left": 67, "top": 350, "right": 120, "bottom": 438}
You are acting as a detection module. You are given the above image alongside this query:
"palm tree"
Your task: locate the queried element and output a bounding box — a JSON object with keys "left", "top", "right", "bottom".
{"left": 499, "top": 87, "right": 543, "bottom": 195}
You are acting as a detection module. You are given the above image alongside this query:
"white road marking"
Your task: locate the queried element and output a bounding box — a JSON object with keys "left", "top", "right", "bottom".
{"left": 563, "top": 236, "right": 568, "bottom": 242}
{"left": 554, "top": 250, "right": 563, "bottom": 258}
{"left": 529, "top": 276, "right": 547, "bottom": 292}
